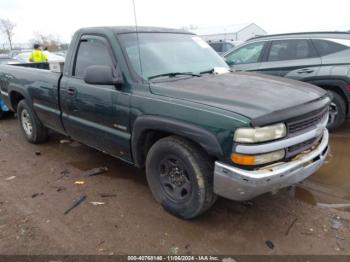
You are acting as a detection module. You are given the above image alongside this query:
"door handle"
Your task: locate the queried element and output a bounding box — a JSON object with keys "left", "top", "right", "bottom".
{"left": 297, "top": 68, "right": 314, "bottom": 74}
{"left": 67, "top": 87, "right": 76, "bottom": 96}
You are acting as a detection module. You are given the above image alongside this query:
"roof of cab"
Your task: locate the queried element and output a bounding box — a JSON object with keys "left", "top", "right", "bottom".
{"left": 77, "top": 26, "right": 193, "bottom": 35}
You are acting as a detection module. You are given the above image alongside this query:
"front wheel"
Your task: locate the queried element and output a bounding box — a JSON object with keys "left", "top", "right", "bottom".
{"left": 145, "top": 136, "right": 217, "bottom": 219}
{"left": 17, "top": 100, "right": 48, "bottom": 144}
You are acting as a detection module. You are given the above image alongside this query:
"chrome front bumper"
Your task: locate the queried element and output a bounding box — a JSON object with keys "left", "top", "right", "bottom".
{"left": 213, "top": 129, "right": 329, "bottom": 201}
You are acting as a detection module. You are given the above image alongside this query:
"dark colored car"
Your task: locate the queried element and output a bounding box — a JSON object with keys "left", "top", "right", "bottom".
{"left": 223, "top": 32, "right": 350, "bottom": 129}
{"left": 0, "top": 27, "right": 330, "bottom": 218}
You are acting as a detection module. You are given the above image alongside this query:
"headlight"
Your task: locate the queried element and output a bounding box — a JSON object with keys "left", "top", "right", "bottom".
{"left": 234, "top": 123, "right": 286, "bottom": 143}
{"left": 231, "top": 149, "right": 285, "bottom": 166}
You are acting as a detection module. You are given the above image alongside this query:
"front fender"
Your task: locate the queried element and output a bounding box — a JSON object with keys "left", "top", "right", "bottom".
{"left": 131, "top": 115, "right": 224, "bottom": 167}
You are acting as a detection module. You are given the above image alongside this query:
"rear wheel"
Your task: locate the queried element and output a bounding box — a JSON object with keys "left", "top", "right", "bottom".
{"left": 0, "top": 109, "right": 3, "bottom": 119}
{"left": 327, "top": 91, "right": 346, "bottom": 130}
{"left": 17, "top": 100, "right": 48, "bottom": 143}
{"left": 145, "top": 136, "right": 217, "bottom": 219}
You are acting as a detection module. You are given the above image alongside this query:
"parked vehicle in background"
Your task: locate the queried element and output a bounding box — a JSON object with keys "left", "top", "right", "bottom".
{"left": 208, "top": 40, "right": 243, "bottom": 55}
{"left": 8, "top": 49, "right": 32, "bottom": 58}
{"left": 54, "top": 51, "right": 67, "bottom": 58}
{"left": 14, "top": 51, "right": 65, "bottom": 63}
{"left": 0, "top": 55, "right": 18, "bottom": 117}
{"left": 223, "top": 32, "right": 350, "bottom": 130}
{"left": 0, "top": 54, "right": 19, "bottom": 65}
{"left": 0, "top": 27, "right": 330, "bottom": 218}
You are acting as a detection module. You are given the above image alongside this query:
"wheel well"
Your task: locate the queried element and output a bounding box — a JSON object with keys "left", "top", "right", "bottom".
{"left": 10, "top": 91, "right": 25, "bottom": 112}
{"left": 318, "top": 85, "right": 348, "bottom": 114}
{"left": 135, "top": 130, "right": 214, "bottom": 168}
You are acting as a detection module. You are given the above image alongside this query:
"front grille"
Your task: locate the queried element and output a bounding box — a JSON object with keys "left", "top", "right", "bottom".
{"left": 287, "top": 107, "right": 328, "bottom": 135}
{"left": 288, "top": 137, "right": 316, "bottom": 153}
{"left": 286, "top": 135, "right": 322, "bottom": 158}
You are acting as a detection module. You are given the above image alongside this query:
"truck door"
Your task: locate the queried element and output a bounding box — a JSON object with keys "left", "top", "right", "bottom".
{"left": 60, "top": 35, "right": 132, "bottom": 161}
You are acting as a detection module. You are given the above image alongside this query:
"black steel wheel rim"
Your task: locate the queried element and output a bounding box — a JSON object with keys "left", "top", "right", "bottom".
{"left": 158, "top": 156, "right": 192, "bottom": 203}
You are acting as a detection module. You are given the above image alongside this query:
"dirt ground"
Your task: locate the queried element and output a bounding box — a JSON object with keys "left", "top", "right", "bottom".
{"left": 0, "top": 117, "right": 349, "bottom": 255}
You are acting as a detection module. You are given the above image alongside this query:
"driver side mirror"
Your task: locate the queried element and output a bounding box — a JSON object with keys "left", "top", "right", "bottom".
{"left": 83, "top": 65, "right": 123, "bottom": 86}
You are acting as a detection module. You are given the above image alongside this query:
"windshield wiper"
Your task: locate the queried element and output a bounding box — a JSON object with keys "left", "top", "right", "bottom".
{"left": 199, "top": 69, "right": 215, "bottom": 75}
{"left": 148, "top": 72, "right": 200, "bottom": 80}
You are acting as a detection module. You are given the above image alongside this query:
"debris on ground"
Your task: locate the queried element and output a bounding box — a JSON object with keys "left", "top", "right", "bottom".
{"left": 169, "top": 246, "right": 179, "bottom": 255}
{"left": 69, "top": 141, "right": 81, "bottom": 148}
{"left": 60, "top": 139, "right": 71, "bottom": 144}
{"left": 74, "top": 181, "right": 85, "bottom": 185}
{"left": 64, "top": 194, "right": 87, "bottom": 215}
{"left": 331, "top": 217, "right": 343, "bottom": 230}
{"left": 35, "top": 151, "right": 41, "bottom": 156}
{"left": 336, "top": 241, "right": 344, "bottom": 251}
{"left": 336, "top": 235, "right": 345, "bottom": 240}
{"left": 99, "top": 193, "right": 116, "bottom": 198}
{"left": 56, "top": 170, "right": 70, "bottom": 180}
{"left": 31, "top": 193, "right": 44, "bottom": 198}
{"left": 318, "top": 203, "right": 350, "bottom": 209}
{"left": 322, "top": 224, "right": 328, "bottom": 232}
{"left": 97, "top": 240, "right": 105, "bottom": 246}
{"left": 265, "top": 240, "right": 274, "bottom": 250}
{"left": 83, "top": 167, "right": 108, "bottom": 177}
{"left": 90, "top": 201, "right": 105, "bottom": 206}
{"left": 285, "top": 218, "right": 298, "bottom": 236}
{"left": 5, "top": 176, "right": 16, "bottom": 181}
{"left": 51, "top": 186, "right": 66, "bottom": 192}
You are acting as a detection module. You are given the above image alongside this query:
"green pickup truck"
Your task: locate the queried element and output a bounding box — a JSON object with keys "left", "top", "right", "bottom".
{"left": 0, "top": 27, "right": 331, "bottom": 219}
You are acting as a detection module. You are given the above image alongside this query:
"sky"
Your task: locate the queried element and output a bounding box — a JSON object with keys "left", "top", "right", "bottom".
{"left": 0, "top": 0, "right": 349, "bottom": 45}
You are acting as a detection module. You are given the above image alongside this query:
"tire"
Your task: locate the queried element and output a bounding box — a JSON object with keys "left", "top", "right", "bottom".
{"left": 17, "top": 100, "right": 48, "bottom": 143}
{"left": 145, "top": 136, "right": 217, "bottom": 219}
{"left": 327, "top": 91, "right": 346, "bottom": 130}
{"left": 0, "top": 109, "right": 3, "bottom": 119}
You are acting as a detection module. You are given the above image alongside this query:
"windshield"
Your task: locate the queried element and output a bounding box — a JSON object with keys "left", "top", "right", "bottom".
{"left": 118, "top": 33, "right": 229, "bottom": 80}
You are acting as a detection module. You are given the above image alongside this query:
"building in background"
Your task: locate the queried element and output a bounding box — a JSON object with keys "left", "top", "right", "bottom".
{"left": 191, "top": 23, "right": 267, "bottom": 55}
{"left": 191, "top": 23, "right": 267, "bottom": 42}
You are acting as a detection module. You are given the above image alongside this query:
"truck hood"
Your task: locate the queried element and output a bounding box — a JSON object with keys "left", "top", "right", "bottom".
{"left": 150, "top": 72, "right": 328, "bottom": 122}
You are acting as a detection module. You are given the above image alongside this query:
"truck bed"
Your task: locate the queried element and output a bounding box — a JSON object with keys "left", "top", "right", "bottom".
{"left": 0, "top": 63, "right": 64, "bottom": 133}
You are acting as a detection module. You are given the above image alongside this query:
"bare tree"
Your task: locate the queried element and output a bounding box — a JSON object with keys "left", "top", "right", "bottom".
{"left": 30, "top": 32, "right": 63, "bottom": 52}
{"left": 0, "top": 18, "right": 16, "bottom": 50}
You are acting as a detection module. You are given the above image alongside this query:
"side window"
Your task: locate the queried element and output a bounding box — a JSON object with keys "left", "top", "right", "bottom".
{"left": 209, "top": 43, "right": 223, "bottom": 53}
{"left": 222, "top": 43, "right": 234, "bottom": 53}
{"left": 267, "top": 39, "right": 316, "bottom": 62}
{"left": 225, "top": 42, "right": 264, "bottom": 65}
{"left": 74, "top": 38, "right": 114, "bottom": 78}
{"left": 312, "top": 39, "right": 349, "bottom": 56}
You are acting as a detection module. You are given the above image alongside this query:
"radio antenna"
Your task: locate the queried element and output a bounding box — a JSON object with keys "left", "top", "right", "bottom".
{"left": 132, "top": 0, "right": 143, "bottom": 78}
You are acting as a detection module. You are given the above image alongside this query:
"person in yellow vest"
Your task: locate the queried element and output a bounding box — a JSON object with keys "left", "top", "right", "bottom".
{"left": 28, "top": 44, "right": 48, "bottom": 62}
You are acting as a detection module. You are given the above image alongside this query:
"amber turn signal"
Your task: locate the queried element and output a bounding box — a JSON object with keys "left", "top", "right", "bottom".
{"left": 231, "top": 153, "right": 256, "bottom": 165}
